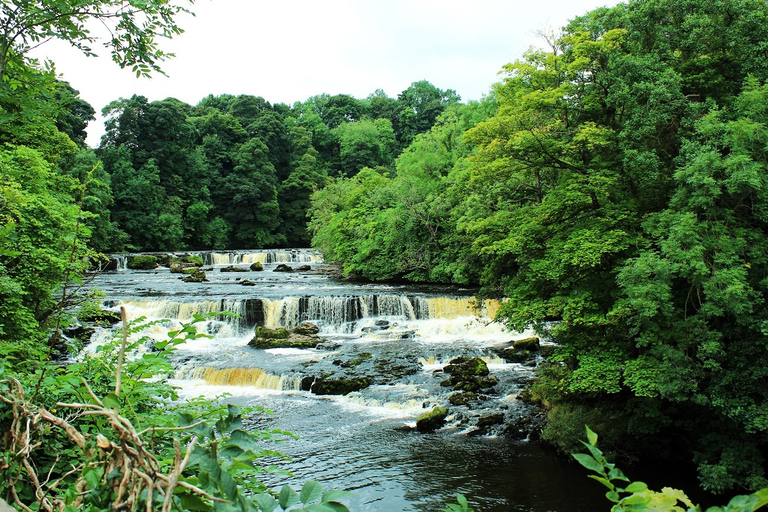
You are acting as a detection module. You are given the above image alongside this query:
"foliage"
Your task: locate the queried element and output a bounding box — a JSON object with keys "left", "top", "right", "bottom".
{"left": 0, "top": 0, "right": 194, "bottom": 80}
{"left": 305, "top": 0, "right": 768, "bottom": 494}
{"left": 0, "top": 313, "right": 352, "bottom": 512}
{"left": 0, "top": 144, "right": 92, "bottom": 364}
{"left": 575, "top": 426, "right": 768, "bottom": 512}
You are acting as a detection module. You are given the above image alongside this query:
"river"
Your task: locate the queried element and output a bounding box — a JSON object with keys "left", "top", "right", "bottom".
{"left": 84, "top": 249, "right": 607, "bottom": 512}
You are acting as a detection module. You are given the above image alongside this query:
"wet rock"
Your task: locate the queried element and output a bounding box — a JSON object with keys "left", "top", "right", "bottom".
{"left": 373, "top": 355, "right": 420, "bottom": 380}
{"left": 274, "top": 264, "right": 293, "bottom": 272}
{"left": 293, "top": 321, "right": 320, "bottom": 336}
{"left": 77, "top": 308, "right": 121, "bottom": 327}
{"left": 220, "top": 265, "right": 249, "bottom": 272}
{"left": 295, "top": 264, "right": 311, "bottom": 271}
{"left": 440, "top": 356, "right": 498, "bottom": 393}
{"left": 304, "top": 376, "right": 371, "bottom": 395}
{"left": 513, "top": 336, "right": 540, "bottom": 351}
{"left": 504, "top": 410, "right": 546, "bottom": 441}
{"left": 496, "top": 348, "right": 533, "bottom": 363}
{"left": 180, "top": 269, "right": 207, "bottom": 282}
{"left": 416, "top": 407, "right": 448, "bottom": 432}
{"left": 170, "top": 261, "right": 198, "bottom": 273}
{"left": 250, "top": 262, "right": 264, "bottom": 271}
{"left": 340, "top": 352, "right": 373, "bottom": 368}
{"left": 248, "top": 325, "right": 320, "bottom": 349}
{"left": 444, "top": 356, "right": 489, "bottom": 379}
{"left": 127, "top": 255, "right": 158, "bottom": 270}
{"left": 449, "top": 391, "right": 477, "bottom": 406}
{"left": 477, "top": 413, "right": 505, "bottom": 429}
{"left": 240, "top": 279, "right": 256, "bottom": 286}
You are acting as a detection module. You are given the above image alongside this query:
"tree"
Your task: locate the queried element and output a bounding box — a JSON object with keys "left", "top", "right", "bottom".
{"left": 221, "top": 138, "right": 282, "bottom": 248}
{"left": 333, "top": 118, "right": 396, "bottom": 176}
{"left": 0, "top": 0, "right": 194, "bottom": 80}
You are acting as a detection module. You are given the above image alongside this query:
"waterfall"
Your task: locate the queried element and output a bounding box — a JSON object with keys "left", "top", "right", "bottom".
{"left": 178, "top": 366, "right": 302, "bottom": 390}
{"left": 209, "top": 250, "right": 324, "bottom": 265}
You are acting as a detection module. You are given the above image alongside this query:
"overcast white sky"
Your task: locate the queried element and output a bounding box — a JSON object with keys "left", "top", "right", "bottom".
{"left": 31, "top": 0, "right": 619, "bottom": 146}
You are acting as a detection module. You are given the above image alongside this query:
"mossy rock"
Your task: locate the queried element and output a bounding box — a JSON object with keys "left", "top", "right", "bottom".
{"left": 308, "top": 377, "right": 371, "bottom": 395}
{"left": 453, "top": 375, "right": 499, "bottom": 392}
{"left": 169, "top": 255, "right": 203, "bottom": 267}
{"left": 295, "top": 265, "right": 311, "bottom": 271}
{"left": 448, "top": 391, "right": 476, "bottom": 406}
{"left": 77, "top": 308, "right": 122, "bottom": 326}
{"left": 248, "top": 325, "right": 320, "bottom": 349}
{"left": 497, "top": 348, "right": 533, "bottom": 363}
{"left": 250, "top": 261, "right": 264, "bottom": 271}
{"left": 170, "top": 262, "right": 198, "bottom": 273}
{"left": 127, "top": 255, "right": 158, "bottom": 270}
{"left": 477, "top": 413, "right": 505, "bottom": 429}
{"left": 274, "top": 264, "right": 293, "bottom": 272}
{"left": 340, "top": 352, "right": 373, "bottom": 368}
{"left": 240, "top": 279, "right": 256, "bottom": 286}
{"left": 416, "top": 407, "right": 448, "bottom": 432}
{"left": 513, "top": 336, "right": 540, "bottom": 351}
{"left": 254, "top": 326, "right": 290, "bottom": 339}
{"left": 221, "top": 265, "right": 250, "bottom": 272}
{"left": 444, "top": 356, "right": 489, "bottom": 378}
{"left": 180, "top": 269, "right": 207, "bottom": 282}
{"left": 292, "top": 321, "right": 320, "bottom": 336}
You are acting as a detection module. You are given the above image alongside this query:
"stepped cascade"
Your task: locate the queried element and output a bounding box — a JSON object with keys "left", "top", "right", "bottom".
{"left": 83, "top": 248, "right": 601, "bottom": 512}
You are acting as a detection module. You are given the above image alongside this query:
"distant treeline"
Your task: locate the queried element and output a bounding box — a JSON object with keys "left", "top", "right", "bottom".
{"left": 83, "top": 82, "right": 460, "bottom": 252}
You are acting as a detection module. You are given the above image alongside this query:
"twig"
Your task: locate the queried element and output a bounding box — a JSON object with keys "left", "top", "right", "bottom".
{"left": 116, "top": 306, "right": 128, "bottom": 399}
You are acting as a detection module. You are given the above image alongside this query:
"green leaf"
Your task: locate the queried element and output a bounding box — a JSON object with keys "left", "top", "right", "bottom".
{"left": 254, "top": 493, "right": 278, "bottom": 512}
{"left": 300, "top": 480, "right": 324, "bottom": 504}
{"left": 588, "top": 475, "right": 615, "bottom": 491}
{"left": 624, "top": 482, "right": 649, "bottom": 493}
{"left": 179, "top": 492, "right": 211, "bottom": 511}
{"left": 586, "top": 425, "right": 598, "bottom": 446}
{"left": 103, "top": 392, "right": 121, "bottom": 409}
{"left": 321, "top": 490, "right": 354, "bottom": 503}
{"left": 279, "top": 485, "right": 299, "bottom": 509}
{"left": 573, "top": 453, "right": 606, "bottom": 474}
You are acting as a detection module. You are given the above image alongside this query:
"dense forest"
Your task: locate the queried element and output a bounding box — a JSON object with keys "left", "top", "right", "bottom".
{"left": 91, "top": 82, "right": 459, "bottom": 251}
{"left": 4, "top": 0, "right": 768, "bottom": 510}
{"left": 308, "top": 0, "right": 768, "bottom": 496}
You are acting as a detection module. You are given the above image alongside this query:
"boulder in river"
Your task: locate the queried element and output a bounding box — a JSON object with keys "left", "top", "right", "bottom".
{"left": 248, "top": 324, "right": 321, "bottom": 349}
{"left": 440, "top": 356, "right": 499, "bottom": 392}
{"left": 250, "top": 261, "right": 264, "bottom": 271}
{"left": 220, "top": 265, "right": 249, "bottom": 272}
{"left": 127, "top": 255, "right": 158, "bottom": 270}
{"left": 303, "top": 376, "right": 372, "bottom": 395}
{"left": 274, "top": 264, "right": 293, "bottom": 272}
{"left": 180, "top": 269, "right": 207, "bottom": 282}
{"left": 416, "top": 406, "right": 448, "bottom": 432}
{"left": 512, "top": 336, "right": 540, "bottom": 351}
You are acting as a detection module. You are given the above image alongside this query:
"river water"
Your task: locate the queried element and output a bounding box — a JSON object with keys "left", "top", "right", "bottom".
{"left": 85, "top": 249, "right": 606, "bottom": 512}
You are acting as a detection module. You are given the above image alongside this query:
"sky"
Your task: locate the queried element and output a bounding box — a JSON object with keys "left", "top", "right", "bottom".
{"left": 31, "top": 0, "right": 620, "bottom": 146}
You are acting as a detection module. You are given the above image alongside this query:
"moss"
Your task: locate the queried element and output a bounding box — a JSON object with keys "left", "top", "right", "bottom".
{"left": 309, "top": 377, "right": 371, "bottom": 395}
{"left": 340, "top": 352, "right": 373, "bottom": 367}
{"left": 513, "top": 336, "right": 540, "bottom": 351}
{"left": 220, "top": 265, "right": 249, "bottom": 272}
{"left": 180, "top": 269, "right": 207, "bottom": 282}
{"left": 448, "top": 391, "right": 476, "bottom": 406}
{"left": 416, "top": 407, "right": 448, "bottom": 432}
{"left": 253, "top": 326, "right": 290, "bottom": 339}
{"left": 250, "top": 262, "right": 264, "bottom": 271}
{"left": 77, "top": 308, "right": 121, "bottom": 326}
{"left": 127, "top": 255, "right": 158, "bottom": 270}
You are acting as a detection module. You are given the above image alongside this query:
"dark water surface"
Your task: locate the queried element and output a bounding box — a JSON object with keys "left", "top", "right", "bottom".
{"left": 87, "top": 250, "right": 609, "bottom": 512}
